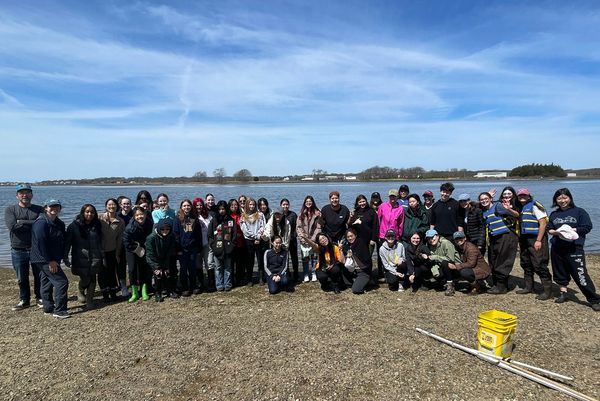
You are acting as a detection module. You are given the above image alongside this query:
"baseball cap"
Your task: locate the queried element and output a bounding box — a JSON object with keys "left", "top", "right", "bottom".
{"left": 453, "top": 231, "right": 466, "bottom": 240}
{"left": 385, "top": 229, "right": 396, "bottom": 238}
{"left": 458, "top": 193, "right": 470, "bottom": 201}
{"left": 44, "top": 199, "right": 62, "bottom": 207}
{"left": 388, "top": 189, "right": 399, "bottom": 197}
{"left": 517, "top": 188, "right": 530, "bottom": 196}
{"left": 425, "top": 229, "right": 438, "bottom": 238}
{"left": 399, "top": 184, "right": 410, "bottom": 192}
{"left": 16, "top": 183, "right": 32, "bottom": 192}
{"left": 423, "top": 190, "right": 433, "bottom": 197}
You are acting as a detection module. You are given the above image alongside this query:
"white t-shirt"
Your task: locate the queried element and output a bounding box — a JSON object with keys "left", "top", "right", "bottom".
{"left": 532, "top": 204, "right": 547, "bottom": 221}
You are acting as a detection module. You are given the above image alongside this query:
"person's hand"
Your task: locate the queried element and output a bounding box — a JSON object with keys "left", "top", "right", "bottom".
{"left": 421, "top": 254, "right": 429, "bottom": 259}
{"left": 396, "top": 272, "right": 405, "bottom": 278}
{"left": 369, "top": 240, "right": 376, "bottom": 247}
{"left": 448, "top": 263, "right": 457, "bottom": 270}
{"left": 409, "top": 274, "right": 415, "bottom": 283}
{"left": 489, "top": 188, "right": 497, "bottom": 198}
{"left": 154, "top": 269, "right": 161, "bottom": 276}
{"left": 273, "top": 275, "right": 281, "bottom": 283}
{"left": 177, "top": 251, "right": 183, "bottom": 256}
{"left": 254, "top": 239, "right": 260, "bottom": 245}
{"left": 534, "top": 241, "right": 542, "bottom": 251}
{"left": 548, "top": 229, "right": 557, "bottom": 236}
{"left": 49, "top": 261, "right": 59, "bottom": 273}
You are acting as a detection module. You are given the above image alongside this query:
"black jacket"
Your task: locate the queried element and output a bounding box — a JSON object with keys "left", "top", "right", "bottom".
{"left": 65, "top": 220, "right": 104, "bottom": 276}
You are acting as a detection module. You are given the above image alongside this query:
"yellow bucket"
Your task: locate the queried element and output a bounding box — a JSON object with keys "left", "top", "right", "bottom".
{"left": 477, "top": 310, "right": 517, "bottom": 358}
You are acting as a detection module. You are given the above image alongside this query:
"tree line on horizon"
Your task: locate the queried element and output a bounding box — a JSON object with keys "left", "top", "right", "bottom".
{"left": 25, "top": 163, "right": 593, "bottom": 186}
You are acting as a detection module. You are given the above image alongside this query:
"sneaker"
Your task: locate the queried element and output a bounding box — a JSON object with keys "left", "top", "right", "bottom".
{"left": 592, "top": 303, "right": 600, "bottom": 312}
{"left": 11, "top": 300, "right": 30, "bottom": 311}
{"left": 52, "top": 312, "right": 70, "bottom": 319}
{"left": 311, "top": 275, "right": 318, "bottom": 282}
{"left": 397, "top": 286, "right": 405, "bottom": 293}
{"left": 169, "top": 292, "right": 180, "bottom": 299}
{"left": 303, "top": 275, "right": 310, "bottom": 283}
{"left": 37, "top": 299, "right": 44, "bottom": 308}
{"left": 181, "top": 291, "right": 191, "bottom": 297}
{"left": 445, "top": 282, "right": 455, "bottom": 297}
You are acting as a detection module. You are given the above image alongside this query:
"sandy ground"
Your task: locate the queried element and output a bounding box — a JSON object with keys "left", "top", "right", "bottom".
{"left": 0, "top": 256, "right": 599, "bottom": 401}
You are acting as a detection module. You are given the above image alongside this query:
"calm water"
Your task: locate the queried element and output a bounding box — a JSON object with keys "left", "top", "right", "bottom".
{"left": 1, "top": 180, "right": 599, "bottom": 266}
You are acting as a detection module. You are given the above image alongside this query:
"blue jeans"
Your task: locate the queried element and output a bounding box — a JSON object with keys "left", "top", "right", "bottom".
{"left": 267, "top": 272, "right": 289, "bottom": 294}
{"left": 11, "top": 248, "right": 41, "bottom": 303}
{"left": 37, "top": 263, "right": 69, "bottom": 314}
{"left": 214, "top": 256, "right": 232, "bottom": 291}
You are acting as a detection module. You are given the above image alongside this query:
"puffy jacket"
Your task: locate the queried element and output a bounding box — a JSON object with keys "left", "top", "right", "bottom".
{"left": 464, "top": 206, "right": 485, "bottom": 247}
{"left": 64, "top": 220, "right": 104, "bottom": 276}
{"left": 123, "top": 217, "right": 153, "bottom": 253}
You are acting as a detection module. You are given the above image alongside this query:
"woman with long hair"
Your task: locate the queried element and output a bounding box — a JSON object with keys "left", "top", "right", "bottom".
{"left": 123, "top": 206, "right": 154, "bottom": 302}
{"left": 228, "top": 198, "right": 246, "bottom": 287}
{"left": 343, "top": 228, "right": 372, "bottom": 294}
{"left": 98, "top": 198, "right": 124, "bottom": 302}
{"left": 349, "top": 194, "right": 379, "bottom": 249}
{"left": 547, "top": 188, "right": 599, "bottom": 311}
{"left": 193, "top": 198, "right": 214, "bottom": 292}
{"left": 296, "top": 195, "right": 321, "bottom": 283}
{"left": 173, "top": 199, "right": 202, "bottom": 296}
{"left": 241, "top": 198, "right": 266, "bottom": 286}
{"left": 65, "top": 204, "right": 104, "bottom": 306}
{"left": 207, "top": 200, "right": 237, "bottom": 291}
{"left": 480, "top": 186, "right": 520, "bottom": 294}
{"left": 304, "top": 233, "right": 345, "bottom": 294}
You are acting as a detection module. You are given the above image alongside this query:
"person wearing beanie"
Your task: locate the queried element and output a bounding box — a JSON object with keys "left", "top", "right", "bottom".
{"left": 146, "top": 218, "right": 177, "bottom": 302}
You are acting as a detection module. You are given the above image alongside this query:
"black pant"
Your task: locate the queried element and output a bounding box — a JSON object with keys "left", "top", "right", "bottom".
{"left": 385, "top": 263, "right": 425, "bottom": 290}
{"left": 288, "top": 237, "right": 299, "bottom": 280}
{"left": 519, "top": 235, "right": 551, "bottom": 280}
{"left": 488, "top": 231, "right": 518, "bottom": 285}
{"left": 551, "top": 244, "right": 600, "bottom": 304}
{"left": 441, "top": 265, "right": 476, "bottom": 283}
{"left": 350, "top": 267, "right": 372, "bottom": 293}
{"left": 245, "top": 239, "right": 265, "bottom": 283}
{"left": 116, "top": 245, "right": 127, "bottom": 281}
{"left": 231, "top": 246, "right": 245, "bottom": 286}
{"left": 98, "top": 250, "right": 119, "bottom": 291}
{"left": 316, "top": 264, "right": 342, "bottom": 291}
{"left": 126, "top": 252, "right": 151, "bottom": 287}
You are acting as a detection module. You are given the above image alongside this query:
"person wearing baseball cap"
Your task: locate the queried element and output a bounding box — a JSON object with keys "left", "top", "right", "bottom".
{"left": 420, "top": 228, "right": 461, "bottom": 295}
{"left": 398, "top": 185, "right": 410, "bottom": 208}
{"left": 30, "top": 198, "right": 70, "bottom": 318}
{"left": 4, "top": 183, "right": 45, "bottom": 311}
{"left": 515, "top": 188, "right": 552, "bottom": 300}
{"left": 445, "top": 231, "right": 491, "bottom": 295}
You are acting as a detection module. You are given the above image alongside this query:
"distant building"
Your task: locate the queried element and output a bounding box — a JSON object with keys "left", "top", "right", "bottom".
{"left": 301, "top": 177, "right": 314, "bottom": 181}
{"left": 344, "top": 176, "right": 357, "bottom": 180}
{"left": 282, "top": 177, "right": 290, "bottom": 181}
{"left": 324, "top": 175, "right": 339, "bottom": 180}
{"left": 474, "top": 171, "right": 508, "bottom": 178}
{"left": 567, "top": 172, "right": 577, "bottom": 178}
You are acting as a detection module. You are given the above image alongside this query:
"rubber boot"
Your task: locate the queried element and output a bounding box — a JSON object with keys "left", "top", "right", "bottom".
{"left": 120, "top": 279, "right": 129, "bottom": 298}
{"left": 487, "top": 282, "right": 507, "bottom": 295}
{"left": 516, "top": 276, "right": 534, "bottom": 294}
{"left": 128, "top": 285, "right": 140, "bottom": 303}
{"left": 536, "top": 280, "right": 553, "bottom": 301}
{"left": 141, "top": 283, "right": 150, "bottom": 301}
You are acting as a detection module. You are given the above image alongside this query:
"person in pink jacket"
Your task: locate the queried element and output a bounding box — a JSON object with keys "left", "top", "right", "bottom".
{"left": 376, "top": 189, "right": 405, "bottom": 280}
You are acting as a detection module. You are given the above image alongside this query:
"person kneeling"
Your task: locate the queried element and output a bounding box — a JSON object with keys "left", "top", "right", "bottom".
{"left": 264, "top": 236, "right": 292, "bottom": 294}
{"left": 303, "top": 233, "right": 345, "bottom": 294}
{"left": 445, "top": 231, "right": 492, "bottom": 296}
{"left": 379, "top": 230, "right": 412, "bottom": 292}
{"left": 421, "top": 229, "right": 461, "bottom": 294}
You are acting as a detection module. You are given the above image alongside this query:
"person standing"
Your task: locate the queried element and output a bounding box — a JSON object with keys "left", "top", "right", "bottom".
{"left": 64, "top": 204, "right": 105, "bottom": 307}
{"left": 280, "top": 198, "right": 300, "bottom": 283}
{"left": 429, "top": 182, "right": 463, "bottom": 240}
{"left": 547, "top": 188, "right": 599, "bottom": 311}
{"left": 515, "top": 188, "right": 552, "bottom": 300}
{"left": 116, "top": 196, "right": 133, "bottom": 297}
{"left": 458, "top": 194, "right": 486, "bottom": 256}
{"left": 208, "top": 201, "right": 237, "bottom": 291}
{"left": 98, "top": 199, "right": 124, "bottom": 302}
{"left": 173, "top": 199, "right": 202, "bottom": 297}
{"left": 123, "top": 206, "right": 154, "bottom": 302}
{"left": 4, "top": 183, "right": 44, "bottom": 310}
{"left": 296, "top": 196, "right": 321, "bottom": 283}
{"left": 320, "top": 191, "right": 350, "bottom": 244}
{"left": 31, "top": 199, "right": 69, "bottom": 318}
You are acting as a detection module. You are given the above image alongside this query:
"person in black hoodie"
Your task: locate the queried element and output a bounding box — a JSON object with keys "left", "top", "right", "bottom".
{"left": 348, "top": 194, "right": 379, "bottom": 252}
{"left": 429, "top": 182, "right": 463, "bottom": 240}
{"left": 64, "top": 204, "right": 104, "bottom": 308}
{"left": 208, "top": 200, "right": 237, "bottom": 291}
{"left": 146, "top": 218, "right": 177, "bottom": 302}
{"left": 30, "top": 199, "right": 69, "bottom": 318}
{"left": 173, "top": 199, "right": 202, "bottom": 297}
{"left": 342, "top": 228, "right": 372, "bottom": 294}
{"left": 402, "top": 231, "right": 430, "bottom": 291}
{"left": 123, "top": 206, "right": 153, "bottom": 302}
{"left": 263, "top": 236, "right": 292, "bottom": 294}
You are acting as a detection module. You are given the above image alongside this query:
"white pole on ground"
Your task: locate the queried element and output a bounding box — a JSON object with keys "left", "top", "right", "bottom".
{"left": 415, "top": 328, "right": 597, "bottom": 401}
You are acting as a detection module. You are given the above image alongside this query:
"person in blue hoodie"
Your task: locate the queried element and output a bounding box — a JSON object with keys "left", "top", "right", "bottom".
{"left": 547, "top": 188, "right": 599, "bottom": 311}
{"left": 173, "top": 199, "right": 202, "bottom": 297}
{"left": 146, "top": 218, "right": 177, "bottom": 302}
{"left": 30, "top": 199, "right": 69, "bottom": 318}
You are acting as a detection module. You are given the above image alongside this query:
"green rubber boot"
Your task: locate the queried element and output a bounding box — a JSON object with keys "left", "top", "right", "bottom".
{"left": 128, "top": 285, "right": 140, "bottom": 303}
{"left": 141, "top": 284, "right": 150, "bottom": 301}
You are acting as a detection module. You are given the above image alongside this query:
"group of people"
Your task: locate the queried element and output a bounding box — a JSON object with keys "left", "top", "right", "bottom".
{"left": 5, "top": 181, "right": 599, "bottom": 318}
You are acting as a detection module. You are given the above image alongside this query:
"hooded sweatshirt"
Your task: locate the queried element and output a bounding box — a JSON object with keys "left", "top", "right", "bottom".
{"left": 379, "top": 240, "right": 410, "bottom": 274}
{"left": 145, "top": 219, "right": 176, "bottom": 270}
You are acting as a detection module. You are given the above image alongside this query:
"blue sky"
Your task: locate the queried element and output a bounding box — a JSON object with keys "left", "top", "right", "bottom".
{"left": 1, "top": 0, "right": 599, "bottom": 181}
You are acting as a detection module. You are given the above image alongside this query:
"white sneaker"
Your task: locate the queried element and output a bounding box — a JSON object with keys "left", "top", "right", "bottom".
{"left": 303, "top": 275, "right": 310, "bottom": 283}
{"left": 398, "top": 286, "right": 405, "bottom": 293}
{"left": 37, "top": 299, "right": 43, "bottom": 308}
{"left": 311, "top": 275, "right": 317, "bottom": 282}
{"left": 11, "top": 300, "right": 29, "bottom": 311}
{"left": 52, "top": 312, "right": 71, "bottom": 319}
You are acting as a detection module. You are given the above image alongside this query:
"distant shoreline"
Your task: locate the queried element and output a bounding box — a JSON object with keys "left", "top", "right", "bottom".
{"left": 2, "top": 176, "right": 600, "bottom": 187}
